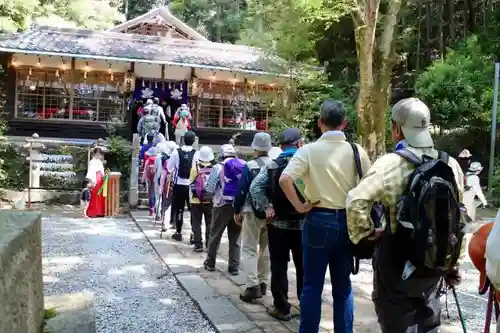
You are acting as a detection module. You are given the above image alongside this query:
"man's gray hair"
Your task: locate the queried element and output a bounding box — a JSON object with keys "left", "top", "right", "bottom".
{"left": 319, "top": 99, "right": 346, "bottom": 129}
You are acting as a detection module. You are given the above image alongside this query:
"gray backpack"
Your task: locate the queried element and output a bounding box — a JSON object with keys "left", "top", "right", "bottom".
{"left": 142, "top": 114, "right": 159, "bottom": 136}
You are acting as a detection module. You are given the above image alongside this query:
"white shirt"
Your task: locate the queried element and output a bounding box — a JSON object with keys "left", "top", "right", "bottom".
{"left": 86, "top": 158, "right": 104, "bottom": 185}
{"left": 166, "top": 145, "right": 199, "bottom": 186}
{"left": 465, "top": 173, "right": 487, "bottom": 206}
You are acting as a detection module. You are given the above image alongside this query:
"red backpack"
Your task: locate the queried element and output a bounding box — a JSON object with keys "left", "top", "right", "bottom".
{"left": 144, "top": 155, "right": 157, "bottom": 181}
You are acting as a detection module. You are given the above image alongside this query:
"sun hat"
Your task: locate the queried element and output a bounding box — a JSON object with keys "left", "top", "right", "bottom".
{"left": 251, "top": 132, "right": 272, "bottom": 152}
{"left": 156, "top": 141, "right": 168, "bottom": 154}
{"left": 392, "top": 98, "right": 433, "bottom": 148}
{"left": 469, "top": 161, "right": 484, "bottom": 173}
{"left": 220, "top": 144, "right": 237, "bottom": 158}
{"left": 165, "top": 141, "right": 178, "bottom": 156}
{"left": 279, "top": 128, "right": 302, "bottom": 145}
{"left": 146, "top": 99, "right": 153, "bottom": 105}
{"left": 458, "top": 149, "right": 472, "bottom": 158}
{"left": 199, "top": 146, "right": 214, "bottom": 162}
{"left": 268, "top": 147, "right": 282, "bottom": 159}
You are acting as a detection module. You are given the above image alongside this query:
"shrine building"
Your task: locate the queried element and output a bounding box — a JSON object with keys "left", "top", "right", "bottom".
{"left": 0, "top": 7, "right": 288, "bottom": 145}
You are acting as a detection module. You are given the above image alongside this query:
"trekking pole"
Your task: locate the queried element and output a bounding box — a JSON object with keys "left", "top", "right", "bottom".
{"left": 451, "top": 286, "right": 468, "bottom": 333}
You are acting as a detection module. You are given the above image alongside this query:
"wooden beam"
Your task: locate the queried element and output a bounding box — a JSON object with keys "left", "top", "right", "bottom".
{"left": 161, "top": 64, "right": 165, "bottom": 79}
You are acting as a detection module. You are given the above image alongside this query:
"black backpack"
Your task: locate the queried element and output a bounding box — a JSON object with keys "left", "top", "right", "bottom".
{"left": 394, "top": 148, "right": 465, "bottom": 275}
{"left": 267, "top": 156, "right": 305, "bottom": 222}
{"left": 350, "top": 143, "right": 385, "bottom": 274}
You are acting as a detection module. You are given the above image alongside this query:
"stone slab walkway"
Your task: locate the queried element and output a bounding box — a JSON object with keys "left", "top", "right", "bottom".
{"left": 130, "top": 209, "right": 493, "bottom": 333}
{"left": 130, "top": 210, "right": 379, "bottom": 333}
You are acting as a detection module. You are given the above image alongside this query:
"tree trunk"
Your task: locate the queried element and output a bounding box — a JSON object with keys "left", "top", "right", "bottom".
{"left": 416, "top": 3, "right": 422, "bottom": 72}
{"left": 448, "top": 0, "right": 455, "bottom": 42}
{"left": 353, "top": 0, "right": 401, "bottom": 159}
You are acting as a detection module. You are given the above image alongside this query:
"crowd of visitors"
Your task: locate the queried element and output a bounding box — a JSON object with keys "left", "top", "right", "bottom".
{"left": 133, "top": 96, "right": 487, "bottom": 333}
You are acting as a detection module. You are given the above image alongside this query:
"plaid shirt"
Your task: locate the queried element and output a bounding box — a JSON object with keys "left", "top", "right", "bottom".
{"left": 249, "top": 161, "right": 302, "bottom": 230}
{"left": 346, "top": 147, "right": 465, "bottom": 254}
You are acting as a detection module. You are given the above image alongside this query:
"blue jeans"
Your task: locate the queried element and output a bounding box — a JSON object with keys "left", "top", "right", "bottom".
{"left": 299, "top": 209, "right": 354, "bottom": 333}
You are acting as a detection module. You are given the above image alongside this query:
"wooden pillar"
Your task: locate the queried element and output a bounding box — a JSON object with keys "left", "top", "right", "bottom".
{"left": 105, "top": 172, "right": 122, "bottom": 216}
{"left": 69, "top": 57, "right": 76, "bottom": 120}
{"left": 243, "top": 78, "right": 248, "bottom": 130}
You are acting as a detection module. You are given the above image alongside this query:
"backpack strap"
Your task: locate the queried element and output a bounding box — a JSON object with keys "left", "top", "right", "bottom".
{"left": 393, "top": 148, "right": 422, "bottom": 167}
{"left": 349, "top": 142, "right": 363, "bottom": 179}
{"left": 438, "top": 151, "right": 449, "bottom": 163}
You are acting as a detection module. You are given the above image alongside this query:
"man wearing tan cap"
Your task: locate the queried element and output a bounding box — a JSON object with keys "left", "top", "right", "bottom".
{"left": 346, "top": 97, "right": 465, "bottom": 333}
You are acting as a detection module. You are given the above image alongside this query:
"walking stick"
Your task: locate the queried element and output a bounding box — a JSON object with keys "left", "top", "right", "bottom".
{"left": 451, "top": 286, "right": 468, "bottom": 333}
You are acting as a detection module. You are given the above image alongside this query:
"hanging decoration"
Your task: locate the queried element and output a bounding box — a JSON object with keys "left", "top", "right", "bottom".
{"left": 36, "top": 57, "right": 41, "bottom": 68}
{"left": 83, "top": 61, "right": 90, "bottom": 80}
{"left": 60, "top": 57, "right": 66, "bottom": 70}
{"left": 28, "top": 68, "right": 32, "bottom": 76}
{"left": 55, "top": 69, "right": 60, "bottom": 78}
{"left": 142, "top": 79, "right": 145, "bottom": 87}
{"left": 209, "top": 72, "right": 216, "bottom": 89}
{"left": 108, "top": 64, "right": 114, "bottom": 81}
{"left": 155, "top": 81, "right": 158, "bottom": 89}
{"left": 124, "top": 70, "right": 135, "bottom": 93}
{"left": 189, "top": 75, "right": 198, "bottom": 96}
{"left": 180, "top": 82, "right": 183, "bottom": 92}
{"left": 231, "top": 74, "right": 237, "bottom": 91}
{"left": 11, "top": 56, "right": 17, "bottom": 67}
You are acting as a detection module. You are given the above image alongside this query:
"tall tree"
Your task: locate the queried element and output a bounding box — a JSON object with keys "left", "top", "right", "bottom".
{"left": 352, "top": 0, "right": 402, "bottom": 158}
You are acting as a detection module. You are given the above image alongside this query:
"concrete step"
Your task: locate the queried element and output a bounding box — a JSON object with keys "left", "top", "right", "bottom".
{"left": 44, "top": 292, "right": 95, "bottom": 333}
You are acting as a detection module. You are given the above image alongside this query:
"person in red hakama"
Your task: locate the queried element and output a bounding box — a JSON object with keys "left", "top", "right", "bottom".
{"left": 86, "top": 147, "right": 106, "bottom": 218}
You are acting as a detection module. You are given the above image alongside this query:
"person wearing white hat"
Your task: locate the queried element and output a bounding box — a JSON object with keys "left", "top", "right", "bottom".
{"left": 234, "top": 132, "right": 275, "bottom": 302}
{"left": 464, "top": 161, "right": 487, "bottom": 221}
{"left": 157, "top": 141, "right": 179, "bottom": 231}
{"left": 203, "top": 143, "right": 244, "bottom": 275}
{"left": 249, "top": 127, "right": 305, "bottom": 321}
{"left": 189, "top": 146, "right": 215, "bottom": 252}
{"left": 458, "top": 149, "right": 472, "bottom": 174}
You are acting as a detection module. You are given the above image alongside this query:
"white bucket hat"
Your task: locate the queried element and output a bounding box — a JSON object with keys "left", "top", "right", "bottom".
{"left": 251, "top": 132, "right": 272, "bottom": 152}
{"left": 165, "top": 141, "right": 178, "bottom": 156}
{"left": 199, "top": 146, "right": 214, "bottom": 162}
{"left": 220, "top": 144, "right": 236, "bottom": 158}
{"left": 469, "top": 161, "right": 483, "bottom": 173}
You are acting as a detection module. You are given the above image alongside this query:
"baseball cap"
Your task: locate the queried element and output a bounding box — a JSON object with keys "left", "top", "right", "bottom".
{"left": 392, "top": 98, "right": 433, "bottom": 148}
{"left": 251, "top": 132, "right": 272, "bottom": 152}
{"left": 279, "top": 128, "right": 302, "bottom": 145}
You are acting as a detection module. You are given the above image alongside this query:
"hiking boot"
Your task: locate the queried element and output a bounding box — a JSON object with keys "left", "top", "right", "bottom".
{"left": 193, "top": 245, "right": 204, "bottom": 253}
{"left": 172, "top": 232, "right": 182, "bottom": 241}
{"left": 240, "top": 286, "right": 262, "bottom": 303}
{"left": 260, "top": 282, "right": 267, "bottom": 296}
{"left": 228, "top": 268, "right": 239, "bottom": 276}
{"left": 204, "top": 261, "right": 215, "bottom": 272}
{"left": 267, "top": 306, "right": 292, "bottom": 321}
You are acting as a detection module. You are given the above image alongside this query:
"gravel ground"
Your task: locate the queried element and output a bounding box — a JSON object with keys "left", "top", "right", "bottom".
{"left": 349, "top": 233, "right": 497, "bottom": 332}
{"left": 42, "top": 213, "right": 216, "bottom": 333}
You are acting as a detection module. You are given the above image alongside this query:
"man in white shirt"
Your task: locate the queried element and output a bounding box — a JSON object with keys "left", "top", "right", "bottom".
{"left": 167, "top": 131, "right": 199, "bottom": 241}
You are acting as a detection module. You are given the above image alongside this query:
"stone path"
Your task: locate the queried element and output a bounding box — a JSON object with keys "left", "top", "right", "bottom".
{"left": 130, "top": 209, "right": 497, "bottom": 333}
{"left": 42, "top": 210, "right": 216, "bottom": 333}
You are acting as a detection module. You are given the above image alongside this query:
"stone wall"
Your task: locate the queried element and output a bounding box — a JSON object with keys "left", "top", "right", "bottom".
{"left": 0, "top": 211, "right": 44, "bottom": 333}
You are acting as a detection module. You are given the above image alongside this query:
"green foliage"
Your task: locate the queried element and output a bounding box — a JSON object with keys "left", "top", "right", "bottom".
{"left": 415, "top": 36, "right": 494, "bottom": 130}
{"left": 170, "top": 0, "right": 246, "bottom": 43}
{"left": 0, "top": 120, "right": 28, "bottom": 190}
{"left": 269, "top": 70, "right": 356, "bottom": 141}
{"left": 105, "top": 124, "right": 131, "bottom": 189}
{"left": 0, "top": 0, "right": 124, "bottom": 32}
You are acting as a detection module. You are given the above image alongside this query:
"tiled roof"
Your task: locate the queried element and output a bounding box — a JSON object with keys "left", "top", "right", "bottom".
{"left": 0, "top": 26, "right": 285, "bottom": 75}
